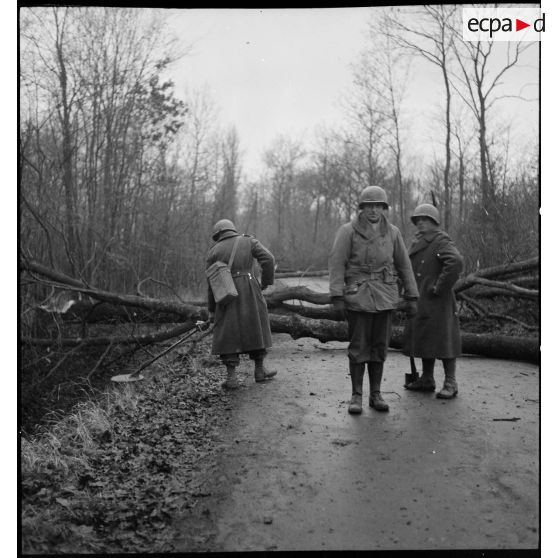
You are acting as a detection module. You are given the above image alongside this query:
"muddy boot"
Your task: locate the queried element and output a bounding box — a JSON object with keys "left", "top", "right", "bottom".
{"left": 437, "top": 359, "right": 458, "bottom": 399}
{"left": 369, "top": 392, "right": 389, "bottom": 412}
{"left": 254, "top": 358, "right": 277, "bottom": 383}
{"left": 368, "top": 362, "right": 389, "bottom": 412}
{"left": 406, "top": 358, "right": 436, "bottom": 392}
{"left": 348, "top": 362, "right": 365, "bottom": 414}
{"left": 221, "top": 365, "right": 240, "bottom": 390}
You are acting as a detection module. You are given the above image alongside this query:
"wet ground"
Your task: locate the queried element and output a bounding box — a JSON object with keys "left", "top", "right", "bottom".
{"left": 175, "top": 333, "right": 540, "bottom": 552}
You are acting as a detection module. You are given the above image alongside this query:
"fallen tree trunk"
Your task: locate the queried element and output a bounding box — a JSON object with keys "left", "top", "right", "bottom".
{"left": 454, "top": 257, "right": 539, "bottom": 294}
{"left": 52, "top": 300, "right": 194, "bottom": 324}
{"left": 22, "top": 260, "right": 538, "bottom": 362}
{"left": 275, "top": 270, "right": 329, "bottom": 278}
{"left": 22, "top": 322, "right": 199, "bottom": 347}
{"left": 457, "top": 277, "right": 538, "bottom": 299}
{"left": 268, "top": 314, "right": 539, "bottom": 364}
{"left": 21, "top": 259, "right": 206, "bottom": 320}
{"left": 264, "top": 285, "right": 331, "bottom": 306}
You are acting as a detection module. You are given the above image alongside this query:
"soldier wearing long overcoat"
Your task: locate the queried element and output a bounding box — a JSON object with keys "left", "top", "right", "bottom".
{"left": 403, "top": 204, "right": 463, "bottom": 399}
{"left": 206, "top": 219, "right": 277, "bottom": 389}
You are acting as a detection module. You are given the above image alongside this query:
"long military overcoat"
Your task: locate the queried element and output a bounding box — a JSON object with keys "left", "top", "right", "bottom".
{"left": 402, "top": 229, "right": 463, "bottom": 359}
{"left": 329, "top": 213, "right": 419, "bottom": 312}
{"left": 206, "top": 231, "right": 275, "bottom": 356}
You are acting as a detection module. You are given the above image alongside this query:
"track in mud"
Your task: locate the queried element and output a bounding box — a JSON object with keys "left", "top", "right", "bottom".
{"left": 175, "top": 333, "right": 539, "bottom": 552}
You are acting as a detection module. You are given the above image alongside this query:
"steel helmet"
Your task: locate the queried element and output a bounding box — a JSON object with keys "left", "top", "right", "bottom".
{"left": 411, "top": 204, "right": 440, "bottom": 226}
{"left": 358, "top": 185, "right": 389, "bottom": 209}
{"left": 212, "top": 219, "right": 237, "bottom": 240}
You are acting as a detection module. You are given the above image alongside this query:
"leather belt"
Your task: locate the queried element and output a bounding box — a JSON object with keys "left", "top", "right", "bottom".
{"left": 232, "top": 271, "right": 252, "bottom": 279}
{"left": 354, "top": 268, "right": 392, "bottom": 280}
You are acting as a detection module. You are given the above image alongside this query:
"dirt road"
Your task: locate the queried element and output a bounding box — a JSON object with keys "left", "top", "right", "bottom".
{"left": 176, "top": 333, "right": 539, "bottom": 552}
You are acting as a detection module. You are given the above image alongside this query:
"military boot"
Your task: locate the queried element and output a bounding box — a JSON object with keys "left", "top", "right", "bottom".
{"left": 437, "top": 358, "right": 458, "bottom": 399}
{"left": 221, "top": 365, "right": 240, "bottom": 390}
{"left": 436, "top": 378, "right": 458, "bottom": 398}
{"left": 254, "top": 358, "right": 277, "bottom": 382}
{"left": 348, "top": 362, "right": 365, "bottom": 414}
{"left": 406, "top": 358, "right": 436, "bottom": 392}
{"left": 368, "top": 362, "right": 389, "bottom": 412}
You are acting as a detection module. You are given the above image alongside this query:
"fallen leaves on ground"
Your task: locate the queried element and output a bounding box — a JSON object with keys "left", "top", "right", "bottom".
{"left": 21, "top": 341, "right": 235, "bottom": 554}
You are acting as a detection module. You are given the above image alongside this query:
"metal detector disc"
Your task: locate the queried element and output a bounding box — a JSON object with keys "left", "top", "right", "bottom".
{"left": 111, "top": 373, "right": 145, "bottom": 383}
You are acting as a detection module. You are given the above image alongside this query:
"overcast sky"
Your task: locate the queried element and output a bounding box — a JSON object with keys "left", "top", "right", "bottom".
{"left": 164, "top": 7, "right": 539, "bottom": 181}
{"left": 165, "top": 8, "right": 374, "bottom": 178}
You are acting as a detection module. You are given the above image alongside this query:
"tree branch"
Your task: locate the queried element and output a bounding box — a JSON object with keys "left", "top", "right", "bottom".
{"left": 21, "top": 259, "right": 204, "bottom": 320}
{"left": 22, "top": 321, "right": 198, "bottom": 348}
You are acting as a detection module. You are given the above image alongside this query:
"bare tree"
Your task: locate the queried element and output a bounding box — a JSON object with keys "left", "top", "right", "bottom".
{"left": 451, "top": 36, "right": 535, "bottom": 211}
{"left": 344, "top": 68, "right": 387, "bottom": 190}
{"left": 358, "top": 16, "right": 413, "bottom": 234}
{"left": 385, "top": 5, "right": 458, "bottom": 231}
{"left": 450, "top": 117, "right": 475, "bottom": 229}
{"left": 263, "top": 136, "right": 304, "bottom": 257}
{"left": 20, "top": 7, "right": 187, "bottom": 291}
{"left": 214, "top": 126, "right": 242, "bottom": 223}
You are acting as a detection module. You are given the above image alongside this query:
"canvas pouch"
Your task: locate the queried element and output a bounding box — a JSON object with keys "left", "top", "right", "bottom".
{"left": 206, "top": 236, "right": 242, "bottom": 305}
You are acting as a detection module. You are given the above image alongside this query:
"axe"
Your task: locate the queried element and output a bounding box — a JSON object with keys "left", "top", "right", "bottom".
{"left": 396, "top": 298, "right": 420, "bottom": 388}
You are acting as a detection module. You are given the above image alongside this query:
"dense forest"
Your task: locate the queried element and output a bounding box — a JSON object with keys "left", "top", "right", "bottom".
{"left": 20, "top": 7, "right": 538, "bottom": 300}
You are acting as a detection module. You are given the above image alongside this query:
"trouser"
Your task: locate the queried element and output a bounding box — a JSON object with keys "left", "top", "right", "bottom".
{"left": 220, "top": 349, "right": 267, "bottom": 367}
{"left": 347, "top": 310, "right": 393, "bottom": 363}
{"left": 421, "top": 357, "right": 457, "bottom": 379}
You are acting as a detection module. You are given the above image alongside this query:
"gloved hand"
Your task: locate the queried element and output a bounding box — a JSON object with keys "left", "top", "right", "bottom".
{"left": 403, "top": 300, "right": 418, "bottom": 317}
{"left": 198, "top": 320, "right": 212, "bottom": 331}
{"left": 331, "top": 297, "right": 347, "bottom": 321}
{"left": 397, "top": 299, "right": 417, "bottom": 317}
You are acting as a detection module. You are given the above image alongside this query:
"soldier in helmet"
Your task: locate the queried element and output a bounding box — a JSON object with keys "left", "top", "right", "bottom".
{"left": 206, "top": 219, "right": 277, "bottom": 389}
{"left": 329, "top": 186, "right": 419, "bottom": 414}
{"left": 403, "top": 204, "right": 463, "bottom": 399}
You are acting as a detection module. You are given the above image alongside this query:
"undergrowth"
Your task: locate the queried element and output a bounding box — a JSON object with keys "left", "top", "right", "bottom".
{"left": 20, "top": 342, "right": 233, "bottom": 554}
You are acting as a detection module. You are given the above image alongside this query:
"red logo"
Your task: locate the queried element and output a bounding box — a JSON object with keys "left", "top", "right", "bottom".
{"left": 516, "top": 19, "right": 530, "bottom": 31}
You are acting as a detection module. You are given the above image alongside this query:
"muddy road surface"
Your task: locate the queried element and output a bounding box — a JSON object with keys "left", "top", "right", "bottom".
{"left": 176, "top": 333, "right": 539, "bottom": 552}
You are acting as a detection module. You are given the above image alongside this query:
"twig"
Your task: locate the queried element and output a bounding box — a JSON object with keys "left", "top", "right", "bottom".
{"left": 468, "top": 277, "right": 538, "bottom": 299}
{"left": 86, "top": 341, "right": 114, "bottom": 381}
{"left": 38, "top": 342, "right": 86, "bottom": 385}
{"left": 136, "top": 276, "right": 186, "bottom": 303}
{"left": 459, "top": 293, "right": 537, "bottom": 331}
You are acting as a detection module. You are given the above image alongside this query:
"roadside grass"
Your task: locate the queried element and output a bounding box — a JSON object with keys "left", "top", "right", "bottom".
{"left": 21, "top": 385, "right": 139, "bottom": 476}
{"left": 20, "top": 342, "right": 230, "bottom": 554}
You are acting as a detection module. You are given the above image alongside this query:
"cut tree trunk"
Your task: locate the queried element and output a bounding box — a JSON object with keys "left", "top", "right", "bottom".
{"left": 264, "top": 285, "right": 331, "bottom": 306}
{"left": 22, "top": 260, "right": 538, "bottom": 363}
{"left": 268, "top": 314, "right": 539, "bottom": 364}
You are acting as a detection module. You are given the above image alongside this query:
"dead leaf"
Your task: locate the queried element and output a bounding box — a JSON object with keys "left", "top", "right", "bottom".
{"left": 55, "top": 498, "right": 72, "bottom": 509}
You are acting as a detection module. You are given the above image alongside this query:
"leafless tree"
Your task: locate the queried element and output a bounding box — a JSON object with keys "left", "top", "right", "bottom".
{"left": 385, "top": 5, "right": 458, "bottom": 231}
{"left": 263, "top": 136, "right": 304, "bottom": 257}
{"left": 214, "top": 126, "right": 242, "bottom": 223}
{"left": 451, "top": 35, "right": 535, "bottom": 211}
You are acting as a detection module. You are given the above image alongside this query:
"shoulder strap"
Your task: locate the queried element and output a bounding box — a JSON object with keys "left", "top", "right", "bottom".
{"left": 228, "top": 235, "right": 242, "bottom": 268}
